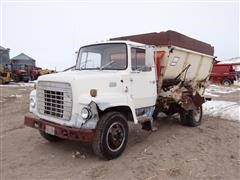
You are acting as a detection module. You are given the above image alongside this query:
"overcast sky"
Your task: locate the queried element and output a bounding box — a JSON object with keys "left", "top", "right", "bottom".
{"left": 1, "top": 1, "right": 239, "bottom": 70}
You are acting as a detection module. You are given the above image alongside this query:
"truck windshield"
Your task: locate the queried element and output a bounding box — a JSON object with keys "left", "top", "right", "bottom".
{"left": 76, "top": 43, "right": 127, "bottom": 70}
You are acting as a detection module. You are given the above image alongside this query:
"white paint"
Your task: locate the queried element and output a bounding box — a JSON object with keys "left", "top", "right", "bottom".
{"left": 29, "top": 41, "right": 212, "bottom": 128}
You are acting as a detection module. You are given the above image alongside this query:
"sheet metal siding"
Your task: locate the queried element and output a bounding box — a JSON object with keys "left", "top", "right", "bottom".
{"left": 0, "top": 49, "right": 10, "bottom": 65}
{"left": 11, "top": 59, "right": 36, "bottom": 66}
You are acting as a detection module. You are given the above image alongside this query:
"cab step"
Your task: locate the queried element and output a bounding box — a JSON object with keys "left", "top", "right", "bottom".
{"left": 138, "top": 116, "right": 158, "bottom": 131}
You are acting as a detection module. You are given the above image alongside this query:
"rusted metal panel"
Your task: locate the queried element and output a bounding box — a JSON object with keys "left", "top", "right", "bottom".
{"left": 24, "top": 116, "right": 96, "bottom": 142}
{"left": 180, "top": 91, "right": 205, "bottom": 111}
{"left": 111, "top": 30, "right": 214, "bottom": 56}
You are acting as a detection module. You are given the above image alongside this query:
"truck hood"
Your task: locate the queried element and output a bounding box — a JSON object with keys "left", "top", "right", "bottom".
{"left": 37, "top": 70, "right": 126, "bottom": 97}
{"left": 38, "top": 70, "right": 123, "bottom": 82}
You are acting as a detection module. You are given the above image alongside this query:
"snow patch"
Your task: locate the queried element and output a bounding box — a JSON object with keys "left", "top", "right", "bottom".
{"left": 205, "top": 84, "right": 240, "bottom": 96}
{"left": 234, "top": 81, "right": 240, "bottom": 87}
{"left": 204, "top": 91, "right": 219, "bottom": 97}
{"left": 218, "top": 57, "right": 240, "bottom": 64}
{"left": 203, "top": 100, "right": 240, "bottom": 122}
{"left": 0, "top": 82, "right": 34, "bottom": 87}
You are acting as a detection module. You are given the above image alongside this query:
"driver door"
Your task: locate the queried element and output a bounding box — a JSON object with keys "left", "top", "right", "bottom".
{"left": 129, "top": 47, "right": 157, "bottom": 109}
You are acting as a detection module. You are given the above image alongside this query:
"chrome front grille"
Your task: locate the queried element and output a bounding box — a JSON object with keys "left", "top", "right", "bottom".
{"left": 43, "top": 90, "right": 64, "bottom": 118}
{"left": 37, "top": 81, "right": 72, "bottom": 121}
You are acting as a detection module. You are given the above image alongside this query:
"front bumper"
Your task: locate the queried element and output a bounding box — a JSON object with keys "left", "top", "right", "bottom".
{"left": 24, "top": 115, "right": 96, "bottom": 142}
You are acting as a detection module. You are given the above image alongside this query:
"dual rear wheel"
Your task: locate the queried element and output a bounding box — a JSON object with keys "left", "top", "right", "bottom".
{"left": 180, "top": 106, "right": 202, "bottom": 127}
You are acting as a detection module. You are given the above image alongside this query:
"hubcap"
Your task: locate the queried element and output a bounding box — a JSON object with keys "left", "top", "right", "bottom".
{"left": 224, "top": 81, "right": 230, "bottom": 86}
{"left": 106, "top": 122, "right": 125, "bottom": 152}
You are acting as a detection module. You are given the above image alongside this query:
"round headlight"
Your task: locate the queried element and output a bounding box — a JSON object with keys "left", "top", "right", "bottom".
{"left": 81, "top": 107, "right": 91, "bottom": 119}
{"left": 30, "top": 97, "right": 36, "bottom": 108}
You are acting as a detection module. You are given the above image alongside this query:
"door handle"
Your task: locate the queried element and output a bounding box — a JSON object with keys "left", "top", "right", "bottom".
{"left": 150, "top": 80, "right": 155, "bottom": 84}
{"left": 130, "top": 78, "right": 133, "bottom": 82}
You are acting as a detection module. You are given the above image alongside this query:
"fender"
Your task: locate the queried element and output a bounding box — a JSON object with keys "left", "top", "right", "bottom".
{"left": 78, "top": 93, "right": 138, "bottom": 124}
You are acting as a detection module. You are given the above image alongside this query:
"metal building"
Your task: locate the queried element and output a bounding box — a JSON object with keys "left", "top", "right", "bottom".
{"left": 0, "top": 46, "right": 10, "bottom": 66}
{"left": 11, "top": 53, "right": 36, "bottom": 71}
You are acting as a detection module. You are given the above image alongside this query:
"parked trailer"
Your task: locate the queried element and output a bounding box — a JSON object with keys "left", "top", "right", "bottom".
{"left": 210, "top": 63, "right": 239, "bottom": 86}
{"left": 24, "top": 31, "right": 214, "bottom": 160}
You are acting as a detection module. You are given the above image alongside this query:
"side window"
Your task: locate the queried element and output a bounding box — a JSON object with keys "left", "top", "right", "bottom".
{"left": 131, "top": 48, "right": 150, "bottom": 71}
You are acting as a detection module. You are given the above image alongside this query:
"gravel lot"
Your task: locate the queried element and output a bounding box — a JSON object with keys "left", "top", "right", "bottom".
{"left": 1, "top": 83, "right": 240, "bottom": 180}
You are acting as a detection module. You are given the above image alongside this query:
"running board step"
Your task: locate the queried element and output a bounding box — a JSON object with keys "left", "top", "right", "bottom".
{"left": 137, "top": 116, "right": 158, "bottom": 131}
{"left": 137, "top": 116, "right": 152, "bottom": 124}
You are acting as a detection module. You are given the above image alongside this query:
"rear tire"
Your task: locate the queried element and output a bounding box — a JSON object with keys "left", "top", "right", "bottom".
{"left": 180, "top": 106, "right": 202, "bottom": 127}
{"left": 92, "top": 111, "right": 128, "bottom": 160}
{"left": 39, "top": 131, "right": 62, "bottom": 142}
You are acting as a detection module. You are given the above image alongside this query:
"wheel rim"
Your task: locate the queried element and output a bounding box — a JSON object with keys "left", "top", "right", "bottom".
{"left": 193, "top": 108, "right": 201, "bottom": 122}
{"left": 223, "top": 81, "right": 230, "bottom": 86}
{"left": 106, "top": 122, "right": 125, "bottom": 152}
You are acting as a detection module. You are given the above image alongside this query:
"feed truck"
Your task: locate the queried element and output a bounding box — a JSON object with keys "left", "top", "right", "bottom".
{"left": 24, "top": 31, "right": 214, "bottom": 160}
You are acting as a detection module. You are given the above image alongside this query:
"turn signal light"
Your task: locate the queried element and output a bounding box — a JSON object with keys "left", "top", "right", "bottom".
{"left": 90, "top": 89, "right": 97, "bottom": 97}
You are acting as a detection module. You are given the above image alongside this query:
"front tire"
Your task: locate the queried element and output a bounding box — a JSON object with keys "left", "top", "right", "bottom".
{"left": 180, "top": 106, "right": 202, "bottom": 127}
{"left": 93, "top": 111, "right": 128, "bottom": 160}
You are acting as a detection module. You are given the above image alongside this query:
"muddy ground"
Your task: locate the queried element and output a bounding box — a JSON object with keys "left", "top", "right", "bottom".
{"left": 0, "top": 84, "right": 240, "bottom": 180}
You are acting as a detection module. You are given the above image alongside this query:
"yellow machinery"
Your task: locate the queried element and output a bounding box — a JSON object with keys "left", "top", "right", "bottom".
{"left": 30, "top": 68, "right": 56, "bottom": 81}
{"left": 38, "top": 69, "right": 53, "bottom": 76}
{"left": 0, "top": 64, "right": 12, "bottom": 84}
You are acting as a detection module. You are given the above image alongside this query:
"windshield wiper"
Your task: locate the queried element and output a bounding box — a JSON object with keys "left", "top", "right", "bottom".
{"left": 99, "top": 61, "right": 116, "bottom": 70}
{"left": 76, "top": 59, "right": 92, "bottom": 70}
{"left": 134, "top": 66, "right": 146, "bottom": 71}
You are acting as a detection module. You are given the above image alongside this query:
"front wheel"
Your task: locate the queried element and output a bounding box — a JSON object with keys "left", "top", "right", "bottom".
{"left": 92, "top": 111, "right": 128, "bottom": 160}
{"left": 180, "top": 106, "right": 202, "bottom": 127}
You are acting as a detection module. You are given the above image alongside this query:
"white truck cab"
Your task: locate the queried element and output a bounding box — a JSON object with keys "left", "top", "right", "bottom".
{"left": 25, "top": 31, "right": 214, "bottom": 160}
{"left": 26, "top": 41, "right": 160, "bottom": 159}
